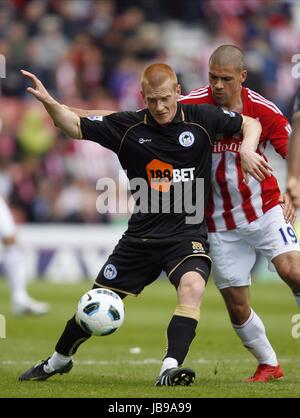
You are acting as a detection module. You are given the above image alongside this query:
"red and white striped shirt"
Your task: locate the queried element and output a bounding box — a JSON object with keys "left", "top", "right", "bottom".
{"left": 180, "top": 86, "right": 291, "bottom": 232}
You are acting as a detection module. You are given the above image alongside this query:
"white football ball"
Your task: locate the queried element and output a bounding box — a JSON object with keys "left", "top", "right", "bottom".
{"left": 75, "top": 288, "right": 124, "bottom": 336}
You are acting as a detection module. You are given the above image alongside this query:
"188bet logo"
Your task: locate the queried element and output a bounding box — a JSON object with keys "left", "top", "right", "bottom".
{"left": 146, "top": 159, "right": 195, "bottom": 192}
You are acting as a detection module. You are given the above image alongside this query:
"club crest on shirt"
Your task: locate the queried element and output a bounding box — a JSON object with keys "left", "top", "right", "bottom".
{"left": 179, "top": 131, "right": 195, "bottom": 147}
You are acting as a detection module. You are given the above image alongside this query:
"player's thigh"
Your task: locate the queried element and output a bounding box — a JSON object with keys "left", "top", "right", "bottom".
{"left": 250, "top": 205, "right": 300, "bottom": 271}
{"left": 208, "top": 230, "right": 256, "bottom": 289}
{"left": 0, "top": 197, "right": 16, "bottom": 239}
{"left": 272, "top": 251, "right": 300, "bottom": 287}
{"left": 163, "top": 238, "right": 211, "bottom": 289}
{"left": 94, "top": 236, "right": 162, "bottom": 297}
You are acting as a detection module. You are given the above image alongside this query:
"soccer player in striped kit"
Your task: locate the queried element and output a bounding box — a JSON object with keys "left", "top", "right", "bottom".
{"left": 181, "top": 45, "right": 300, "bottom": 382}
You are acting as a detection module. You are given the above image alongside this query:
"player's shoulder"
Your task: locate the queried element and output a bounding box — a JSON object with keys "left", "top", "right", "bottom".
{"left": 245, "top": 88, "right": 285, "bottom": 118}
{"left": 181, "top": 102, "right": 219, "bottom": 120}
{"left": 108, "top": 109, "right": 145, "bottom": 123}
{"left": 87, "top": 109, "right": 144, "bottom": 130}
{"left": 179, "top": 85, "right": 211, "bottom": 104}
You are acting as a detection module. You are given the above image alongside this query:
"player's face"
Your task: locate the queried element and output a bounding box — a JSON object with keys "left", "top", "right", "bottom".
{"left": 142, "top": 79, "right": 181, "bottom": 126}
{"left": 209, "top": 64, "right": 247, "bottom": 108}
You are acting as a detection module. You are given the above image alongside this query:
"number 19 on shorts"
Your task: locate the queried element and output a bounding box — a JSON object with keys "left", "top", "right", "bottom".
{"left": 279, "top": 226, "right": 298, "bottom": 245}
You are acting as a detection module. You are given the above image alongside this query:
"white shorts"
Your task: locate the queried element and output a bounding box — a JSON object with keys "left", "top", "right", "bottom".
{"left": 0, "top": 196, "right": 16, "bottom": 239}
{"left": 208, "top": 205, "right": 300, "bottom": 289}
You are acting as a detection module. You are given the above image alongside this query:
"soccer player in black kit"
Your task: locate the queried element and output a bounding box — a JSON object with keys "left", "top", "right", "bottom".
{"left": 19, "top": 64, "right": 269, "bottom": 386}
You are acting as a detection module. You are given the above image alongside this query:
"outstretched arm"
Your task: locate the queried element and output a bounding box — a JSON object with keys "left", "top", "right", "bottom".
{"left": 66, "top": 107, "right": 116, "bottom": 117}
{"left": 239, "top": 115, "right": 272, "bottom": 183}
{"left": 21, "top": 70, "right": 82, "bottom": 139}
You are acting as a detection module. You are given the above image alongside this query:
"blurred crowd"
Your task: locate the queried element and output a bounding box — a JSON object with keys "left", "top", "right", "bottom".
{"left": 0, "top": 0, "right": 300, "bottom": 224}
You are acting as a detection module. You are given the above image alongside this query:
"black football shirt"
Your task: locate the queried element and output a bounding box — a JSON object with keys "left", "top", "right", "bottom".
{"left": 80, "top": 103, "right": 242, "bottom": 239}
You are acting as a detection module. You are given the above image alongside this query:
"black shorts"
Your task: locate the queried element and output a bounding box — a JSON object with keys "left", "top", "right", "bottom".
{"left": 94, "top": 235, "right": 211, "bottom": 297}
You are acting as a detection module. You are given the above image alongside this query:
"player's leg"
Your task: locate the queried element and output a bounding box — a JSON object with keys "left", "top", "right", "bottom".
{"left": 0, "top": 197, "right": 49, "bottom": 315}
{"left": 273, "top": 251, "right": 300, "bottom": 307}
{"left": 255, "top": 205, "right": 300, "bottom": 307}
{"left": 2, "top": 236, "right": 49, "bottom": 315}
{"left": 253, "top": 205, "right": 300, "bottom": 383}
{"left": 220, "top": 286, "right": 283, "bottom": 381}
{"left": 155, "top": 239, "right": 211, "bottom": 386}
{"left": 18, "top": 311, "right": 94, "bottom": 381}
{"left": 164, "top": 262, "right": 208, "bottom": 367}
{"left": 210, "top": 229, "right": 282, "bottom": 382}
{"left": 19, "top": 236, "right": 160, "bottom": 381}
{"left": 220, "top": 286, "right": 250, "bottom": 324}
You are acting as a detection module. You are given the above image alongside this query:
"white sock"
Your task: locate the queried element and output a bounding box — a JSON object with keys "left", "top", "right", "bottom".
{"left": 233, "top": 309, "right": 278, "bottom": 366}
{"left": 293, "top": 291, "right": 300, "bottom": 308}
{"left": 3, "top": 244, "right": 28, "bottom": 303}
{"left": 160, "top": 357, "right": 178, "bottom": 375}
{"left": 44, "top": 352, "right": 72, "bottom": 373}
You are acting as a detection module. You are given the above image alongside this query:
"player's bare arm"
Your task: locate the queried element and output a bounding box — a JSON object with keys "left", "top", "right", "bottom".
{"left": 66, "top": 107, "right": 116, "bottom": 117}
{"left": 239, "top": 115, "right": 272, "bottom": 183}
{"left": 21, "top": 70, "right": 81, "bottom": 139}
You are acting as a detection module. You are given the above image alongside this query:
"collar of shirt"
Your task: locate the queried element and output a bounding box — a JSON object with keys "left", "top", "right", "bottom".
{"left": 144, "top": 103, "right": 185, "bottom": 127}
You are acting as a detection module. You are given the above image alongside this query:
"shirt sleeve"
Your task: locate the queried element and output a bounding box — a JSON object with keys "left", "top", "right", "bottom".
{"left": 192, "top": 104, "right": 243, "bottom": 141}
{"left": 80, "top": 112, "right": 136, "bottom": 153}
{"left": 267, "top": 115, "right": 290, "bottom": 159}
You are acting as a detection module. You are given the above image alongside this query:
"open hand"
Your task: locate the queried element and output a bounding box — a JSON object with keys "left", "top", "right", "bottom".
{"left": 240, "top": 150, "right": 273, "bottom": 183}
{"left": 279, "top": 192, "right": 297, "bottom": 225}
{"left": 21, "top": 70, "right": 53, "bottom": 103}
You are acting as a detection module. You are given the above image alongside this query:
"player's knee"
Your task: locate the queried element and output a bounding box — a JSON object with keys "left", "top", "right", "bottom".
{"left": 220, "top": 286, "right": 250, "bottom": 324}
{"left": 274, "top": 253, "right": 300, "bottom": 288}
{"left": 177, "top": 272, "right": 205, "bottom": 305}
{"left": 227, "top": 301, "right": 251, "bottom": 325}
{"left": 277, "top": 263, "right": 300, "bottom": 291}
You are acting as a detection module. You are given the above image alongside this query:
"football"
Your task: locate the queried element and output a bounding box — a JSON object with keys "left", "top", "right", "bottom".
{"left": 75, "top": 288, "right": 124, "bottom": 336}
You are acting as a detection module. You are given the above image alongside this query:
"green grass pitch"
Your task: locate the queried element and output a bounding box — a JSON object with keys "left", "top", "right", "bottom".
{"left": 0, "top": 277, "right": 299, "bottom": 398}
